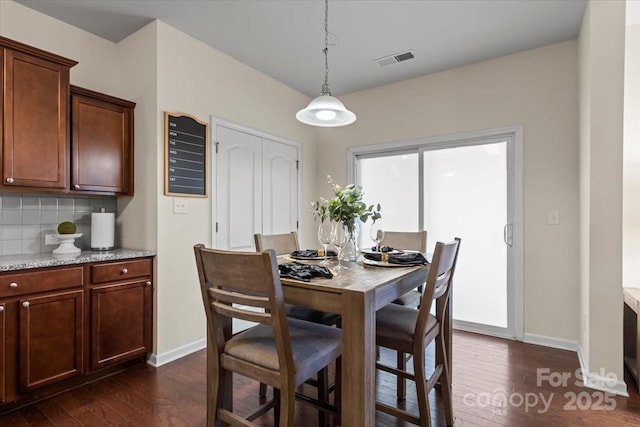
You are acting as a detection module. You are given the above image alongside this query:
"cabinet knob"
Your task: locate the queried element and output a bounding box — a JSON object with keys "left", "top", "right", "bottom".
{"left": 0, "top": 306, "right": 4, "bottom": 313}
{"left": 74, "top": 184, "right": 80, "bottom": 189}
{"left": 5, "top": 177, "right": 13, "bottom": 184}
{"left": 9, "top": 282, "right": 17, "bottom": 289}
{"left": 146, "top": 281, "right": 152, "bottom": 286}
{"left": 22, "top": 301, "right": 29, "bottom": 308}
{"left": 121, "top": 268, "right": 128, "bottom": 274}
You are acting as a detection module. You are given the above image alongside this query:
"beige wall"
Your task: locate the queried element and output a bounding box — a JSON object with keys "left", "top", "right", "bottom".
{"left": 153, "top": 22, "right": 318, "bottom": 354}
{"left": 624, "top": 23, "right": 640, "bottom": 288}
{"left": 116, "top": 22, "right": 159, "bottom": 254}
{"left": 579, "top": 0, "right": 625, "bottom": 382}
{"left": 317, "top": 40, "right": 581, "bottom": 342}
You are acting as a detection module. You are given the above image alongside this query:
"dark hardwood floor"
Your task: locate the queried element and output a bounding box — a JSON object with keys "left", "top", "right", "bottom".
{"left": 2, "top": 331, "right": 640, "bottom": 426}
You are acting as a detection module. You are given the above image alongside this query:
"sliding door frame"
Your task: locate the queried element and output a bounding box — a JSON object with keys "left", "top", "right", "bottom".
{"left": 347, "top": 125, "right": 524, "bottom": 340}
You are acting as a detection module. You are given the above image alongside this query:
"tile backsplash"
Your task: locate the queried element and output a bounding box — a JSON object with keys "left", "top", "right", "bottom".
{"left": 0, "top": 194, "right": 116, "bottom": 256}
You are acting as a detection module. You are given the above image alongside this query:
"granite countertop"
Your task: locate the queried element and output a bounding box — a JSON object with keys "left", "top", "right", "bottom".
{"left": 0, "top": 248, "right": 156, "bottom": 272}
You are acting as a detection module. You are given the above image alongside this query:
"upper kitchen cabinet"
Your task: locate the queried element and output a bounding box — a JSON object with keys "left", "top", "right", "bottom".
{"left": 71, "top": 86, "right": 135, "bottom": 196}
{"left": 0, "top": 36, "right": 77, "bottom": 192}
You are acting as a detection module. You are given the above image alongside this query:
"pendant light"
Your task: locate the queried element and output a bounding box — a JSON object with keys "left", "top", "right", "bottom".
{"left": 296, "top": 0, "right": 356, "bottom": 127}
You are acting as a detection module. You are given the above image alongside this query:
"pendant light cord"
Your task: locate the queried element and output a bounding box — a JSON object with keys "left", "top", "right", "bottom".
{"left": 295, "top": 0, "right": 355, "bottom": 127}
{"left": 322, "top": 0, "right": 331, "bottom": 96}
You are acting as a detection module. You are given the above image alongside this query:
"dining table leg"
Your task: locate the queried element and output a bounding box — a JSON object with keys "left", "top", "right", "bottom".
{"left": 341, "top": 288, "right": 376, "bottom": 427}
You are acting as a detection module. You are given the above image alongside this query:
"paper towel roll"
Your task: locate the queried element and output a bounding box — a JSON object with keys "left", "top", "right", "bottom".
{"left": 91, "top": 212, "right": 115, "bottom": 250}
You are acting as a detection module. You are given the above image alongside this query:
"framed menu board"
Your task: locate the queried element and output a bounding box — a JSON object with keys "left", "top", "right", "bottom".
{"left": 164, "top": 112, "right": 208, "bottom": 197}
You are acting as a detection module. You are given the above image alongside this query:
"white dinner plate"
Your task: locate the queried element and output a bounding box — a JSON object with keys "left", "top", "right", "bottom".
{"left": 362, "top": 258, "right": 412, "bottom": 268}
{"left": 289, "top": 254, "right": 337, "bottom": 261}
{"left": 360, "top": 248, "right": 401, "bottom": 255}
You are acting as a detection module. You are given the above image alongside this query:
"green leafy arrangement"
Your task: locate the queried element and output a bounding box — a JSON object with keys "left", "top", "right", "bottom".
{"left": 312, "top": 176, "right": 381, "bottom": 234}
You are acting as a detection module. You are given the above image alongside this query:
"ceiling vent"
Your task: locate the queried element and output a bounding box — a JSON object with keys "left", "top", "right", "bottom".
{"left": 375, "top": 50, "right": 415, "bottom": 67}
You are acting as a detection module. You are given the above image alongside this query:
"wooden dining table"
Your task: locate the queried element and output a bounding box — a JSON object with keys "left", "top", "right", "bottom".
{"left": 279, "top": 256, "right": 430, "bottom": 427}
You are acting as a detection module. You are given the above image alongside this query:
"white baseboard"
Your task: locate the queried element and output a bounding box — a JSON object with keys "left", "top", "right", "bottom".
{"left": 147, "top": 337, "right": 206, "bottom": 367}
{"left": 453, "top": 320, "right": 516, "bottom": 340}
{"left": 577, "top": 344, "right": 629, "bottom": 397}
{"left": 522, "top": 333, "right": 579, "bottom": 352}
{"left": 517, "top": 334, "right": 629, "bottom": 397}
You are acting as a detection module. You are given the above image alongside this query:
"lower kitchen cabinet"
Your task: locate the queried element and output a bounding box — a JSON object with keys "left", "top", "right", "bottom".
{"left": 90, "top": 279, "right": 152, "bottom": 371}
{"left": 18, "top": 290, "right": 83, "bottom": 392}
{"left": 0, "top": 255, "right": 154, "bottom": 413}
{"left": 0, "top": 302, "right": 6, "bottom": 403}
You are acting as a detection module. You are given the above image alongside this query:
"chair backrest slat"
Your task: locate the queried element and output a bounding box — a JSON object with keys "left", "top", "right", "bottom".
{"left": 381, "top": 231, "right": 427, "bottom": 253}
{"left": 198, "top": 248, "right": 275, "bottom": 295}
{"left": 209, "top": 287, "right": 271, "bottom": 309}
{"left": 212, "top": 301, "right": 273, "bottom": 324}
{"left": 254, "top": 232, "right": 299, "bottom": 255}
{"left": 414, "top": 238, "right": 461, "bottom": 342}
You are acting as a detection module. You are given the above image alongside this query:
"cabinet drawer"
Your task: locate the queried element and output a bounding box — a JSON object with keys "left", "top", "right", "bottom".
{"left": 0, "top": 267, "right": 83, "bottom": 298}
{"left": 91, "top": 259, "right": 152, "bottom": 284}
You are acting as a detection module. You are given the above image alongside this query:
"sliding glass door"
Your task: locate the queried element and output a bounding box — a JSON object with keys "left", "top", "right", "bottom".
{"left": 422, "top": 142, "right": 507, "bottom": 328}
{"left": 353, "top": 128, "right": 522, "bottom": 339}
{"left": 357, "top": 152, "right": 419, "bottom": 237}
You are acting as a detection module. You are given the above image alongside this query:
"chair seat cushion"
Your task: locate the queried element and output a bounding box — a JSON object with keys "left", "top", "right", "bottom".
{"left": 392, "top": 289, "right": 421, "bottom": 307}
{"left": 376, "top": 303, "right": 438, "bottom": 353}
{"left": 286, "top": 304, "right": 341, "bottom": 326}
{"left": 224, "top": 318, "right": 341, "bottom": 381}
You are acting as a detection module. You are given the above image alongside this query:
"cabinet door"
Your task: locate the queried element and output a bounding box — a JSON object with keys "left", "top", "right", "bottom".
{"left": 71, "top": 89, "right": 134, "bottom": 195}
{"left": 18, "top": 290, "right": 83, "bottom": 393}
{"left": 2, "top": 49, "right": 69, "bottom": 190}
{"left": 0, "top": 303, "right": 5, "bottom": 403}
{"left": 90, "top": 280, "right": 152, "bottom": 371}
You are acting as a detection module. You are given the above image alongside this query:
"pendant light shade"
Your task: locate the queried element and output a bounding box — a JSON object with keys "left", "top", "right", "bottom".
{"left": 296, "top": 0, "right": 356, "bottom": 127}
{"left": 296, "top": 95, "right": 356, "bottom": 127}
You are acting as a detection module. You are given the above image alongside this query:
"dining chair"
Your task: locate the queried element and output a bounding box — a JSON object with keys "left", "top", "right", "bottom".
{"left": 375, "top": 237, "right": 460, "bottom": 426}
{"left": 194, "top": 244, "right": 342, "bottom": 427}
{"left": 380, "top": 230, "right": 428, "bottom": 399}
{"left": 254, "top": 232, "right": 341, "bottom": 426}
{"left": 254, "top": 232, "right": 341, "bottom": 325}
{"left": 382, "top": 230, "right": 428, "bottom": 307}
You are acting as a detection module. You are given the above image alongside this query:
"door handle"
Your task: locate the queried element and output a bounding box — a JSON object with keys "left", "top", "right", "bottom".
{"left": 503, "top": 223, "right": 513, "bottom": 247}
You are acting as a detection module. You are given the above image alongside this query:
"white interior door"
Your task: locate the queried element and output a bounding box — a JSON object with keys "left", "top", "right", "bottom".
{"left": 215, "top": 125, "right": 262, "bottom": 251}
{"left": 263, "top": 139, "right": 298, "bottom": 235}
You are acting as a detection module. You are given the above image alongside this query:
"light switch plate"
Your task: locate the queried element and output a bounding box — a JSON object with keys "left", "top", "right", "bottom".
{"left": 547, "top": 210, "right": 560, "bottom": 225}
{"left": 173, "top": 198, "right": 188, "bottom": 214}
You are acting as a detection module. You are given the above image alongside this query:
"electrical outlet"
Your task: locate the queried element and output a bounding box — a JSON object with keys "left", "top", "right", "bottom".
{"left": 45, "top": 234, "right": 58, "bottom": 245}
{"left": 173, "top": 198, "right": 188, "bottom": 214}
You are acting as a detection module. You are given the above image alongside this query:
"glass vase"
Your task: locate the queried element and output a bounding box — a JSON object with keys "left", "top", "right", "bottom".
{"left": 342, "top": 222, "right": 360, "bottom": 262}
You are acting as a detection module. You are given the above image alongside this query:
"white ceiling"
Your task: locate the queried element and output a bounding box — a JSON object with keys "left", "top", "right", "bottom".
{"left": 16, "top": 0, "right": 588, "bottom": 97}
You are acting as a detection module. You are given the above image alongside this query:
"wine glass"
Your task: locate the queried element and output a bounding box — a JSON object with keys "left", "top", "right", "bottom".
{"left": 317, "top": 222, "right": 333, "bottom": 265}
{"left": 332, "top": 223, "right": 350, "bottom": 271}
{"left": 370, "top": 221, "right": 384, "bottom": 252}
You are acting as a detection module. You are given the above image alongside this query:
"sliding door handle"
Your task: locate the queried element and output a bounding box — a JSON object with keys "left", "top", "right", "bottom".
{"left": 503, "top": 223, "right": 513, "bottom": 247}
